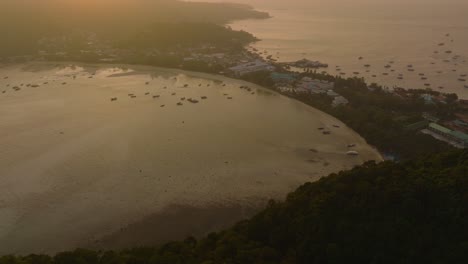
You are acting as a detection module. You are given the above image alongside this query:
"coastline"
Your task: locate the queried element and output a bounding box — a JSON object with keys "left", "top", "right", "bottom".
{"left": 0, "top": 61, "right": 382, "bottom": 254}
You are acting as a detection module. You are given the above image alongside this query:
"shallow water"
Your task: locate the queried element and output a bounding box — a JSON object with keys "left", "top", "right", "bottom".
{"left": 226, "top": 0, "right": 468, "bottom": 98}
{"left": 0, "top": 62, "right": 380, "bottom": 254}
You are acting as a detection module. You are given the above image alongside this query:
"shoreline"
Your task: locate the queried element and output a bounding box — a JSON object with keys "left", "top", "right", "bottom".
{"left": 0, "top": 61, "right": 382, "bottom": 254}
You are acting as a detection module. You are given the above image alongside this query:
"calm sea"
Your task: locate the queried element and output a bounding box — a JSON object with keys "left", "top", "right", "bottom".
{"left": 214, "top": 0, "right": 468, "bottom": 98}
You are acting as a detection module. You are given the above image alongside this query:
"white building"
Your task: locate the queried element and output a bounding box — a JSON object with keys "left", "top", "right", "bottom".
{"left": 298, "top": 77, "right": 334, "bottom": 94}
{"left": 332, "top": 96, "right": 349, "bottom": 107}
{"left": 229, "top": 60, "right": 275, "bottom": 76}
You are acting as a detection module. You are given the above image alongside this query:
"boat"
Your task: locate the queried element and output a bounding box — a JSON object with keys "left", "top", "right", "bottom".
{"left": 458, "top": 79, "right": 466, "bottom": 82}
{"left": 201, "top": 96, "right": 208, "bottom": 99}
{"left": 464, "top": 85, "right": 468, "bottom": 89}
{"left": 347, "top": 144, "right": 356, "bottom": 148}
{"left": 347, "top": 151, "right": 359, "bottom": 156}
{"left": 177, "top": 102, "right": 183, "bottom": 106}
{"left": 153, "top": 95, "right": 160, "bottom": 98}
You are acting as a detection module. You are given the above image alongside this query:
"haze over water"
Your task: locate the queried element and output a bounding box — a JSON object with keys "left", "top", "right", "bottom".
{"left": 206, "top": 0, "right": 468, "bottom": 98}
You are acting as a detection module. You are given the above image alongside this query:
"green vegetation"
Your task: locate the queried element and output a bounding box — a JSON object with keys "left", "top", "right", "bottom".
{"left": 0, "top": 0, "right": 267, "bottom": 57}
{"left": 2, "top": 150, "right": 467, "bottom": 263}
{"left": 119, "top": 23, "right": 256, "bottom": 50}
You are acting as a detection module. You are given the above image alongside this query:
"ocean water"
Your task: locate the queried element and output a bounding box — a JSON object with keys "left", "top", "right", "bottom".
{"left": 0, "top": 62, "right": 380, "bottom": 253}
{"left": 222, "top": 0, "right": 468, "bottom": 98}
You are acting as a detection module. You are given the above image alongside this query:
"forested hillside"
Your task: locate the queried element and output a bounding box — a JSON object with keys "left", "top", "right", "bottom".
{"left": 2, "top": 150, "right": 467, "bottom": 263}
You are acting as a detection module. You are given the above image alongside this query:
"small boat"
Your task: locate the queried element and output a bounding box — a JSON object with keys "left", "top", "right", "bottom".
{"left": 181, "top": 97, "right": 186, "bottom": 101}
{"left": 160, "top": 105, "right": 165, "bottom": 107}
{"left": 382, "top": 73, "right": 389, "bottom": 76}
{"left": 358, "top": 56, "right": 363, "bottom": 60}
{"left": 364, "top": 64, "right": 371, "bottom": 67}
{"left": 445, "top": 50, "right": 452, "bottom": 54}
{"left": 227, "top": 97, "right": 233, "bottom": 100}
{"left": 110, "top": 97, "right": 117, "bottom": 102}
{"left": 421, "top": 77, "right": 428, "bottom": 80}
{"left": 322, "top": 131, "right": 331, "bottom": 135}
{"left": 347, "top": 144, "right": 356, "bottom": 148}
{"left": 318, "top": 127, "right": 325, "bottom": 130}
{"left": 201, "top": 96, "right": 208, "bottom": 99}
{"left": 171, "top": 93, "right": 176, "bottom": 96}
{"left": 384, "top": 65, "right": 391, "bottom": 68}
{"left": 419, "top": 73, "right": 425, "bottom": 76}
{"left": 424, "top": 83, "right": 431, "bottom": 86}
{"left": 177, "top": 102, "right": 183, "bottom": 106}
{"left": 333, "top": 125, "right": 340, "bottom": 128}
{"left": 464, "top": 85, "right": 468, "bottom": 89}
{"left": 353, "top": 72, "right": 360, "bottom": 75}
{"left": 347, "top": 151, "right": 359, "bottom": 156}
{"left": 458, "top": 79, "right": 466, "bottom": 82}
{"left": 145, "top": 82, "right": 149, "bottom": 85}
{"left": 153, "top": 95, "right": 160, "bottom": 98}
{"left": 145, "top": 92, "right": 150, "bottom": 95}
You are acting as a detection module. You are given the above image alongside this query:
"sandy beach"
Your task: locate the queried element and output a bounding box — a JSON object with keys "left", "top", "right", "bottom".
{"left": 0, "top": 62, "right": 381, "bottom": 254}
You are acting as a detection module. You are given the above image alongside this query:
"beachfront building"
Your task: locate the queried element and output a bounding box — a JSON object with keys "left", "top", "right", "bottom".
{"left": 229, "top": 60, "right": 275, "bottom": 76}
{"left": 298, "top": 77, "right": 334, "bottom": 94}
{"left": 422, "top": 123, "right": 468, "bottom": 148}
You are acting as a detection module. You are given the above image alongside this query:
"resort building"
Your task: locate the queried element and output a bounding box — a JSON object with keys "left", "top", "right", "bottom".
{"left": 332, "top": 96, "right": 349, "bottom": 107}
{"left": 423, "top": 123, "right": 468, "bottom": 148}
{"left": 298, "top": 77, "right": 334, "bottom": 94}
{"left": 229, "top": 60, "right": 275, "bottom": 76}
